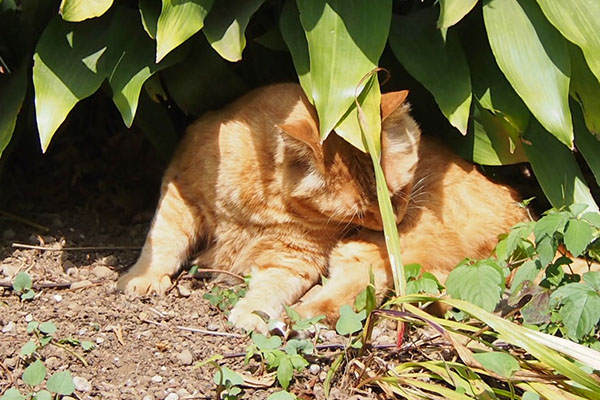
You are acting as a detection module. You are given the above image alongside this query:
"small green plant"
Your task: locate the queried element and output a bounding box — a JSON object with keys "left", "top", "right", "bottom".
{"left": 1, "top": 319, "right": 89, "bottom": 400}
{"left": 12, "top": 271, "right": 35, "bottom": 301}
{"left": 203, "top": 284, "right": 248, "bottom": 315}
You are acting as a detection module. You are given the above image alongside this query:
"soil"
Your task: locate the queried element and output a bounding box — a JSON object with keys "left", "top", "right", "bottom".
{"left": 0, "top": 127, "right": 439, "bottom": 400}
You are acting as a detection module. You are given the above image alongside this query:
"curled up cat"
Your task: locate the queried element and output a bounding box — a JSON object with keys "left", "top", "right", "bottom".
{"left": 116, "top": 83, "right": 527, "bottom": 333}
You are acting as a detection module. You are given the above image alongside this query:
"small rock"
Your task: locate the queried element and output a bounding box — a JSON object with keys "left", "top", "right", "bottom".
{"left": 100, "top": 255, "right": 118, "bottom": 267}
{"left": 176, "top": 284, "right": 191, "bottom": 297}
{"left": 177, "top": 349, "right": 193, "bottom": 366}
{"left": 1, "top": 265, "right": 19, "bottom": 279}
{"left": 45, "top": 357, "right": 60, "bottom": 370}
{"left": 96, "top": 337, "right": 105, "bottom": 344}
{"left": 309, "top": 364, "right": 320, "bottom": 375}
{"left": 91, "top": 265, "right": 113, "bottom": 279}
{"left": 175, "top": 389, "right": 190, "bottom": 398}
{"left": 321, "top": 329, "right": 337, "bottom": 341}
{"left": 73, "top": 376, "right": 92, "bottom": 392}
{"left": 319, "top": 371, "right": 327, "bottom": 382}
{"left": 70, "top": 280, "right": 93, "bottom": 290}
{"left": 65, "top": 267, "right": 78, "bottom": 277}
{"left": 2, "top": 321, "right": 15, "bottom": 333}
{"left": 53, "top": 294, "right": 63, "bottom": 302}
{"left": 4, "top": 358, "right": 16, "bottom": 368}
{"left": 2, "top": 229, "right": 15, "bottom": 240}
{"left": 142, "top": 396, "right": 154, "bottom": 400}
{"left": 25, "top": 314, "right": 33, "bottom": 322}
{"left": 164, "top": 394, "right": 179, "bottom": 400}
{"left": 206, "top": 322, "right": 219, "bottom": 331}
{"left": 151, "top": 375, "right": 163, "bottom": 383}
{"left": 62, "top": 260, "right": 76, "bottom": 272}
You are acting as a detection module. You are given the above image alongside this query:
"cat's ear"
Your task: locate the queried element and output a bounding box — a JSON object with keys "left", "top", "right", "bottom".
{"left": 381, "top": 90, "right": 409, "bottom": 121}
{"left": 278, "top": 119, "right": 322, "bottom": 158}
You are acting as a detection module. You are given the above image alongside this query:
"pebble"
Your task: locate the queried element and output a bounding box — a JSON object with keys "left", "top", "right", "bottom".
{"left": 206, "top": 322, "right": 219, "bottom": 331}
{"left": 53, "top": 294, "right": 63, "bottom": 302}
{"left": 91, "top": 265, "right": 113, "bottom": 279}
{"left": 142, "top": 396, "right": 154, "bottom": 400}
{"left": 70, "top": 280, "right": 93, "bottom": 290}
{"left": 2, "top": 321, "right": 15, "bottom": 333}
{"left": 177, "top": 349, "right": 193, "bottom": 366}
{"left": 4, "top": 358, "right": 16, "bottom": 368}
{"left": 175, "top": 389, "right": 190, "bottom": 398}
{"left": 151, "top": 375, "right": 163, "bottom": 383}
{"left": 320, "top": 329, "right": 337, "bottom": 341}
{"left": 164, "top": 394, "right": 179, "bottom": 400}
{"left": 319, "top": 371, "right": 327, "bottom": 382}
{"left": 96, "top": 337, "right": 105, "bottom": 344}
{"left": 1, "top": 265, "right": 19, "bottom": 279}
{"left": 62, "top": 260, "right": 76, "bottom": 272}
{"left": 177, "top": 284, "right": 191, "bottom": 297}
{"left": 73, "top": 376, "right": 92, "bottom": 392}
{"left": 309, "top": 364, "right": 321, "bottom": 375}
{"left": 2, "top": 229, "right": 15, "bottom": 240}
{"left": 101, "top": 255, "right": 118, "bottom": 266}
{"left": 45, "top": 357, "right": 60, "bottom": 370}
{"left": 25, "top": 314, "right": 33, "bottom": 322}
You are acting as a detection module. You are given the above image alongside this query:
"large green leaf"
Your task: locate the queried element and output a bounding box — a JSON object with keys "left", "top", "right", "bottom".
{"left": 446, "top": 260, "right": 505, "bottom": 312}
{"left": 162, "top": 37, "right": 247, "bottom": 116}
{"left": 105, "top": 7, "right": 180, "bottom": 127}
{"left": 279, "top": 0, "right": 312, "bottom": 99}
{"left": 483, "top": 0, "right": 573, "bottom": 148}
{"left": 454, "top": 102, "right": 527, "bottom": 165}
{"left": 59, "top": 0, "right": 114, "bottom": 22}
{"left": 0, "top": 64, "right": 27, "bottom": 158}
{"left": 33, "top": 16, "right": 109, "bottom": 152}
{"left": 569, "top": 44, "right": 600, "bottom": 137}
{"left": 573, "top": 103, "right": 600, "bottom": 188}
{"left": 139, "top": 0, "right": 160, "bottom": 39}
{"left": 536, "top": 0, "right": 600, "bottom": 85}
{"left": 155, "top": 0, "right": 213, "bottom": 62}
{"left": 202, "top": 0, "right": 265, "bottom": 62}
{"left": 390, "top": 9, "right": 472, "bottom": 135}
{"left": 438, "top": 0, "right": 479, "bottom": 28}
{"left": 523, "top": 118, "right": 598, "bottom": 211}
{"left": 297, "top": 0, "right": 391, "bottom": 141}
{"left": 551, "top": 282, "right": 600, "bottom": 340}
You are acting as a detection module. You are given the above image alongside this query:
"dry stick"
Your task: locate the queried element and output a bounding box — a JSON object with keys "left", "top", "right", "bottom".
{"left": 0, "top": 210, "right": 50, "bottom": 232}
{"left": 0, "top": 279, "right": 109, "bottom": 291}
{"left": 11, "top": 243, "right": 141, "bottom": 251}
{"left": 175, "top": 325, "right": 245, "bottom": 338}
{"left": 192, "top": 269, "right": 245, "bottom": 282}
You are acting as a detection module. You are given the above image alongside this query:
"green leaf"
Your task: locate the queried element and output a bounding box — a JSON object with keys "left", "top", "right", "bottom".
{"left": 59, "top": 0, "right": 114, "bottom": 22}
{"left": 438, "top": 0, "right": 478, "bottom": 28}
{"left": 162, "top": 37, "right": 246, "bottom": 116}
{"left": 22, "top": 359, "right": 47, "bottom": 386}
{"left": 390, "top": 9, "right": 471, "bottom": 134}
{"left": 33, "top": 16, "right": 109, "bottom": 152}
{"left": 551, "top": 282, "right": 600, "bottom": 340}
{"left": 251, "top": 333, "right": 281, "bottom": 350}
{"left": 0, "top": 388, "right": 24, "bottom": 400}
{"left": 202, "top": 0, "right": 264, "bottom": 62}
{"left": 284, "top": 339, "right": 313, "bottom": 356}
{"left": 523, "top": 119, "right": 598, "bottom": 211}
{"left": 572, "top": 102, "right": 600, "bottom": 190}
{"left": 80, "top": 340, "right": 95, "bottom": 351}
{"left": 20, "top": 340, "right": 38, "bottom": 356}
{"left": 569, "top": 44, "right": 600, "bottom": 136}
{"left": 297, "top": 0, "right": 391, "bottom": 139}
{"left": 213, "top": 367, "right": 243, "bottom": 387}
{"left": 534, "top": 212, "right": 568, "bottom": 242}
{"left": 511, "top": 260, "right": 542, "bottom": 294}
{"left": 522, "top": 392, "right": 540, "bottom": 400}
{"left": 335, "top": 304, "right": 366, "bottom": 335}
{"left": 267, "top": 391, "right": 296, "bottom": 400}
{"left": 583, "top": 271, "right": 600, "bottom": 290}
{"left": 446, "top": 260, "right": 504, "bottom": 312}
{"left": 138, "top": 0, "right": 160, "bottom": 39}
{"left": 472, "top": 351, "right": 520, "bottom": 378}
{"left": 21, "top": 289, "right": 35, "bottom": 300}
{"left": 39, "top": 321, "right": 57, "bottom": 335}
{"left": 582, "top": 212, "right": 600, "bottom": 228}
{"left": 404, "top": 264, "right": 421, "bottom": 280}
{"left": 564, "top": 219, "right": 593, "bottom": 257}
{"left": 483, "top": 0, "right": 573, "bottom": 148}
{"left": 27, "top": 321, "right": 39, "bottom": 334}
{"left": 0, "top": 64, "right": 28, "bottom": 159}
{"left": 279, "top": 0, "right": 311, "bottom": 99}
{"left": 155, "top": 0, "right": 213, "bottom": 62}
{"left": 12, "top": 271, "right": 32, "bottom": 292}
{"left": 46, "top": 370, "right": 75, "bottom": 395}
{"left": 32, "top": 390, "right": 52, "bottom": 400}
{"left": 536, "top": 0, "right": 600, "bottom": 84}
{"left": 277, "top": 358, "right": 293, "bottom": 390}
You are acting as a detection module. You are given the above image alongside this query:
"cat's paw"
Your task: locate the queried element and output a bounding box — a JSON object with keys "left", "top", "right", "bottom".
{"left": 116, "top": 272, "right": 172, "bottom": 295}
{"left": 228, "top": 302, "right": 269, "bottom": 334}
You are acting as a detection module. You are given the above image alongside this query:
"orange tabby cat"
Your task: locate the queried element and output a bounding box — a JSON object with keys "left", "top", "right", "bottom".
{"left": 294, "top": 136, "right": 528, "bottom": 322}
{"left": 117, "top": 83, "right": 421, "bottom": 333}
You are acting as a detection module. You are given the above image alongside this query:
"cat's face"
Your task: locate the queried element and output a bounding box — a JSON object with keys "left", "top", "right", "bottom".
{"left": 279, "top": 91, "right": 421, "bottom": 230}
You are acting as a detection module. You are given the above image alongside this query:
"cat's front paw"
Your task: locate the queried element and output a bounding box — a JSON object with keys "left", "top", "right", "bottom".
{"left": 116, "top": 271, "right": 172, "bottom": 295}
{"left": 228, "top": 301, "right": 269, "bottom": 334}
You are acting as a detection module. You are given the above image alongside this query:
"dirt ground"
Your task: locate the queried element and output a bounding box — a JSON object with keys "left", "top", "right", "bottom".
{"left": 0, "top": 128, "right": 433, "bottom": 399}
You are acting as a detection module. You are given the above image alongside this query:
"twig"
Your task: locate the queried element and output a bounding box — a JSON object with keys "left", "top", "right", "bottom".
{"left": 0, "top": 210, "right": 49, "bottom": 232}
{"left": 11, "top": 243, "right": 141, "bottom": 251}
{"left": 192, "top": 269, "right": 245, "bottom": 282}
{"left": 0, "top": 279, "right": 109, "bottom": 291}
{"left": 52, "top": 342, "right": 88, "bottom": 367}
{"left": 175, "top": 325, "right": 245, "bottom": 338}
